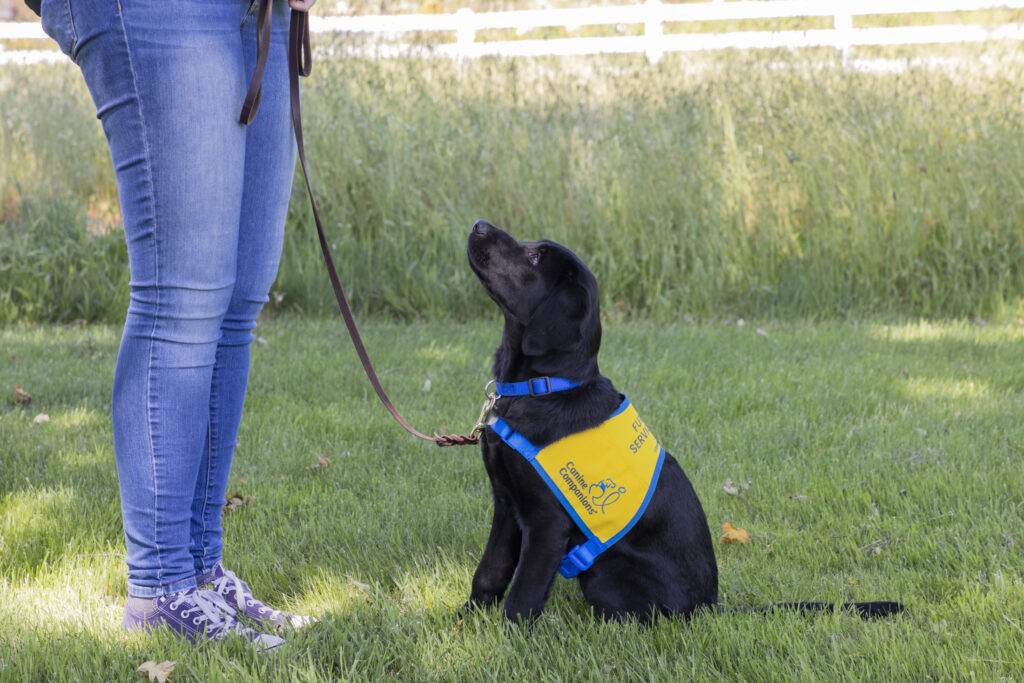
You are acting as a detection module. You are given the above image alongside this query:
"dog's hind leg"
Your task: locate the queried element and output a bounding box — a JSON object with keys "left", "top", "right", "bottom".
{"left": 581, "top": 564, "right": 707, "bottom": 625}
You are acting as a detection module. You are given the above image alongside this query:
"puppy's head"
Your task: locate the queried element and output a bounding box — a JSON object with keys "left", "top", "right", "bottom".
{"left": 467, "top": 220, "right": 600, "bottom": 359}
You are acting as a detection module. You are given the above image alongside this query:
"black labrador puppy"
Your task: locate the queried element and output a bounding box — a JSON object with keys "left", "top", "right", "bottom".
{"left": 465, "top": 220, "right": 902, "bottom": 625}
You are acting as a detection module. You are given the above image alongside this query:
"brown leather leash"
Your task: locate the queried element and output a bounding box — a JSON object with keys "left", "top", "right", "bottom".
{"left": 240, "top": 1, "right": 479, "bottom": 447}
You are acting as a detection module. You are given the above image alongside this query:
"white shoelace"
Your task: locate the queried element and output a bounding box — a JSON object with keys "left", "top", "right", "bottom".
{"left": 212, "top": 567, "right": 283, "bottom": 621}
{"left": 168, "top": 589, "right": 238, "bottom": 634}
{"left": 159, "top": 586, "right": 283, "bottom": 651}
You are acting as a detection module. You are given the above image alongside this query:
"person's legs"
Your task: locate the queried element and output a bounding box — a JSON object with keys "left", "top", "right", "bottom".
{"left": 187, "top": 4, "right": 316, "bottom": 631}
{"left": 43, "top": 0, "right": 305, "bottom": 639}
{"left": 42, "top": 0, "right": 250, "bottom": 598}
{"left": 191, "top": 0, "right": 296, "bottom": 579}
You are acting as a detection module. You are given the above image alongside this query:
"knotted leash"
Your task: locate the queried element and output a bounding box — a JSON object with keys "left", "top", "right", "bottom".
{"left": 240, "top": 0, "right": 479, "bottom": 447}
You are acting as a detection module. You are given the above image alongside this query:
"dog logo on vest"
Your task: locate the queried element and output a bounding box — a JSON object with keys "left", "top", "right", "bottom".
{"left": 590, "top": 479, "right": 627, "bottom": 513}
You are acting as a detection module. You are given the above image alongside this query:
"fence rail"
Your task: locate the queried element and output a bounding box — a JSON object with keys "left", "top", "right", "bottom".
{"left": 2, "top": 0, "right": 1023, "bottom": 65}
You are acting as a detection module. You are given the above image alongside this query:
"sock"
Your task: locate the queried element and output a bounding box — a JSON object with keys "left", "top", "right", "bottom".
{"left": 126, "top": 596, "right": 158, "bottom": 616}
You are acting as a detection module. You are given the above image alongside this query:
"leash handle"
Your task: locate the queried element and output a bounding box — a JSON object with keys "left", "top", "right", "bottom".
{"left": 242, "top": 0, "right": 477, "bottom": 447}
{"left": 238, "top": 0, "right": 273, "bottom": 125}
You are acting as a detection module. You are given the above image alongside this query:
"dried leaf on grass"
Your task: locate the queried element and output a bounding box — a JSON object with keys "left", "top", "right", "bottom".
{"left": 136, "top": 660, "right": 175, "bottom": 683}
{"left": 308, "top": 453, "right": 330, "bottom": 471}
{"left": 859, "top": 536, "right": 890, "bottom": 555}
{"left": 224, "top": 492, "right": 254, "bottom": 512}
{"left": 346, "top": 574, "right": 373, "bottom": 603}
{"left": 723, "top": 478, "right": 751, "bottom": 496}
{"left": 33, "top": 413, "right": 50, "bottom": 424}
{"left": 347, "top": 575, "right": 371, "bottom": 593}
{"left": 14, "top": 383, "right": 31, "bottom": 406}
{"left": 719, "top": 522, "right": 750, "bottom": 544}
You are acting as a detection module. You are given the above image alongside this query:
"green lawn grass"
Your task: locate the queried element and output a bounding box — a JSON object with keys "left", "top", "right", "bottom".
{"left": 2, "top": 316, "right": 1022, "bottom": 680}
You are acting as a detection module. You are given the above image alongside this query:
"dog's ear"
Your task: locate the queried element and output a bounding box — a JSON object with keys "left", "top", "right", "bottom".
{"left": 521, "top": 283, "right": 589, "bottom": 356}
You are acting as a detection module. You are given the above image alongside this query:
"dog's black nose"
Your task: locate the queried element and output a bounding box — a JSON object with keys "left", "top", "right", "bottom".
{"left": 472, "top": 220, "right": 493, "bottom": 236}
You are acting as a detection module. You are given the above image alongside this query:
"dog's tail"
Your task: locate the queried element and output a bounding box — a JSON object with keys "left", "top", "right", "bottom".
{"left": 719, "top": 601, "right": 905, "bottom": 619}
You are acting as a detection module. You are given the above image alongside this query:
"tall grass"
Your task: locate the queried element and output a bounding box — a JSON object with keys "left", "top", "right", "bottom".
{"left": 2, "top": 47, "right": 1023, "bottom": 322}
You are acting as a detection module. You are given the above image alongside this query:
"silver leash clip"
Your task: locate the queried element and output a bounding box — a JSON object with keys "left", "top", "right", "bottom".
{"left": 470, "top": 382, "right": 500, "bottom": 439}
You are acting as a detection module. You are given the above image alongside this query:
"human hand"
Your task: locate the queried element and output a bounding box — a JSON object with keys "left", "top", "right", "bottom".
{"left": 289, "top": 0, "right": 317, "bottom": 10}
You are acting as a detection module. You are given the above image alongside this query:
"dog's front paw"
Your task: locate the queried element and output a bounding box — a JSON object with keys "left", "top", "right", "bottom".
{"left": 454, "top": 596, "right": 497, "bottom": 622}
{"left": 455, "top": 599, "right": 476, "bottom": 618}
{"left": 502, "top": 603, "right": 542, "bottom": 627}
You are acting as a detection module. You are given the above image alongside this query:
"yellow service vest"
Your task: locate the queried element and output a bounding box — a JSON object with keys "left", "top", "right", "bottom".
{"left": 488, "top": 396, "right": 665, "bottom": 577}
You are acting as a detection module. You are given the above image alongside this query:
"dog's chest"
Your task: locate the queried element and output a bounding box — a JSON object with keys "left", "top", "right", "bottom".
{"left": 486, "top": 396, "right": 666, "bottom": 577}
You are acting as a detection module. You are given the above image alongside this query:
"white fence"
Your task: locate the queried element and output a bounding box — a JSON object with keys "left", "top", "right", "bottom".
{"left": 2, "top": 0, "right": 1023, "bottom": 65}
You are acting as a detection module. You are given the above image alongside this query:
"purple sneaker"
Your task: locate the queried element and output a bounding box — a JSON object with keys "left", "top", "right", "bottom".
{"left": 123, "top": 587, "right": 285, "bottom": 651}
{"left": 206, "top": 562, "right": 314, "bottom": 631}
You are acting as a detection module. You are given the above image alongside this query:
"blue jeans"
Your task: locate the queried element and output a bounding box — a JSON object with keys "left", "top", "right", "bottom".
{"left": 42, "top": 0, "right": 296, "bottom": 597}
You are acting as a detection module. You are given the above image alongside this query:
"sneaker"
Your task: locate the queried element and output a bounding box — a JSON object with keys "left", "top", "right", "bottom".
{"left": 123, "top": 587, "right": 285, "bottom": 651}
{"left": 206, "top": 562, "right": 315, "bottom": 631}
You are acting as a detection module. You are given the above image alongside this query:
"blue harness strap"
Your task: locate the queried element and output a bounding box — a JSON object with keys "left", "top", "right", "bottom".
{"left": 494, "top": 376, "right": 579, "bottom": 397}
{"left": 488, "top": 417, "right": 541, "bottom": 461}
{"left": 489, "top": 396, "right": 664, "bottom": 578}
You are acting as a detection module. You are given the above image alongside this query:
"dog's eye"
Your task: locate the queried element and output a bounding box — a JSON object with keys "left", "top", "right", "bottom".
{"left": 527, "top": 246, "right": 546, "bottom": 266}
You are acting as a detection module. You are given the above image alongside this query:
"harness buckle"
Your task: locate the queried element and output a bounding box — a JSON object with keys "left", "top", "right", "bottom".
{"left": 528, "top": 377, "right": 553, "bottom": 396}
{"left": 559, "top": 544, "right": 597, "bottom": 578}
